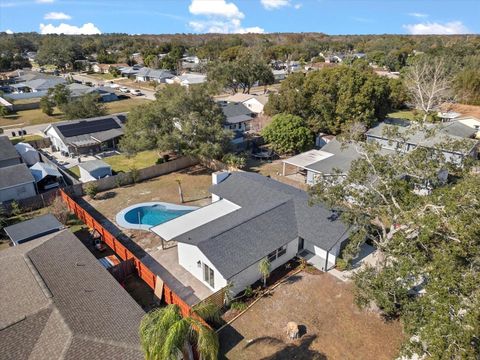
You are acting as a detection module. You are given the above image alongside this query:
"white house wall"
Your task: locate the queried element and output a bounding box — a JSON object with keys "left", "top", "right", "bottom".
{"left": 228, "top": 238, "right": 298, "bottom": 295}
{"left": 177, "top": 242, "right": 228, "bottom": 292}
{"left": 45, "top": 127, "right": 69, "bottom": 153}
{"left": 242, "top": 98, "right": 264, "bottom": 114}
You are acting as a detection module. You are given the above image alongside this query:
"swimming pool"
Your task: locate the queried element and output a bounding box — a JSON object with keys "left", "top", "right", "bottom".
{"left": 115, "top": 202, "right": 198, "bottom": 230}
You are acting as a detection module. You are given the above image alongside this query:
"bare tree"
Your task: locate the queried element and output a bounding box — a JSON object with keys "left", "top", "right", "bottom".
{"left": 404, "top": 57, "right": 452, "bottom": 122}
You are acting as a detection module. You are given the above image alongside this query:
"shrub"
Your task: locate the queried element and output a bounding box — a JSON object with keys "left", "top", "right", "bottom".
{"left": 243, "top": 286, "right": 253, "bottom": 298}
{"left": 336, "top": 258, "right": 349, "bottom": 271}
{"left": 130, "top": 166, "right": 139, "bottom": 183}
{"left": 230, "top": 301, "right": 248, "bottom": 312}
{"left": 156, "top": 158, "right": 166, "bottom": 165}
{"left": 84, "top": 183, "right": 98, "bottom": 199}
{"left": 222, "top": 153, "right": 246, "bottom": 169}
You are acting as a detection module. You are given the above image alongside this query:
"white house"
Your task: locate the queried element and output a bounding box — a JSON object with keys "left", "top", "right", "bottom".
{"left": 217, "top": 93, "right": 268, "bottom": 114}
{"left": 135, "top": 68, "right": 174, "bottom": 83}
{"left": 151, "top": 172, "right": 351, "bottom": 295}
{"left": 166, "top": 73, "right": 207, "bottom": 87}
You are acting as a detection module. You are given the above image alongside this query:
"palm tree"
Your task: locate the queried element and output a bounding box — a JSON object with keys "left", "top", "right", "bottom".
{"left": 258, "top": 257, "right": 271, "bottom": 287}
{"left": 139, "top": 302, "right": 220, "bottom": 360}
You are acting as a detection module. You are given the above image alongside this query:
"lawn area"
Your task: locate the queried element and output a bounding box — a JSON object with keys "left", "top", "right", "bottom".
{"left": 245, "top": 157, "right": 308, "bottom": 190}
{"left": 67, "top": 165, "right": 81, "bottom": 178}
{"left": 0, "top": 98, "right": 148, "bottom": 128}
{"left": 88, "top": 73, "right": 116, "bottom": 81}
{"left": 103, "top": 150, "right": 161, "bottom": 173}
{"left": 10, "top": 134, "right": 44, "bottom": 145}
{"left": 219, "top": 272, "right": 404, "bottom": 360}
{"left": 387, "top": 110, "right": 416, "bottom": 120}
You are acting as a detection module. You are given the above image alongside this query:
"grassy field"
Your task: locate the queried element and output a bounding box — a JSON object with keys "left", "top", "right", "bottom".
{"left": 67, "top": 165, "right": 81, "bottom": 178}
{"left": 387, "top": 110, "right": 416, "bottom": 120}
{"left": 10, "top": 134, "right": 44, "bottom": 145}
{"left": 103, "top": 150, "right": 161, "bottom": 173}
{"left": 0, "top": 98, "right": 147, "bottom": 128}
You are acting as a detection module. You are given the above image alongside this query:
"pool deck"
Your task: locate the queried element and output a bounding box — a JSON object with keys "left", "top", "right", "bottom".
{"left": 142, "top": 245, "right": 214, "bottom": 306}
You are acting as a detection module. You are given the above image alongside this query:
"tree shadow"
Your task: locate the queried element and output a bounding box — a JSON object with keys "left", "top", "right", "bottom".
{"left": 97, "top": 191, "right": 116, "bottom": 200}
{"left": 218, "top": 324, "right": 245, "bottom": 358}
{"left": 242, "top": 335, "right": 327, "bottom": 360}
{"left": 283, "top": 274, "right": 303, "bottom": 284}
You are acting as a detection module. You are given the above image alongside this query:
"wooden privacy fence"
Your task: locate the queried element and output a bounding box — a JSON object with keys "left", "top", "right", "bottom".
{"left": 59, "top": 189, "right": 195, "bottom": 318}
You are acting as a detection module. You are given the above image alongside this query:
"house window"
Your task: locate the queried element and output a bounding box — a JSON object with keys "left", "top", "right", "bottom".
{"left": 203, "top": 264, "right": 215, "bottom": 288}
{"left": 267, "top": 245, "right": 287, "bottom": 262}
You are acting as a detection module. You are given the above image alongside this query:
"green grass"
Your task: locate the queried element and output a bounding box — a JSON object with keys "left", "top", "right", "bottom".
{"left": 67, "top": 165, "right": 81, "bottom": 179}
{"left": 387, "top": 110, "right": 416, "bottom": 120}
{"left": 103, "top": 150, "right": 160, "bottom": 173}
{"left": 0, "top": 98, "right": 147, "bottom": 128}
{"left": 10, "top": 134, "right": 44, "bottom": 145}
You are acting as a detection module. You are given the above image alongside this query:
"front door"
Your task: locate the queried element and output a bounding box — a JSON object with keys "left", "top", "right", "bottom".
{"left": 298, "top": 237, "right": 304, "bottom": 253}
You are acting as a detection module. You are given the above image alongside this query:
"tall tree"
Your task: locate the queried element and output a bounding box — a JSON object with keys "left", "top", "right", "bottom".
{"left": 120, "top": 85, "right": 232, "bottom": 159}
{"left": 61, "top": 93, "right": 106, "bottom": 120}
{"left": 262, "top": 113, "right": 313, "bottom": 155}
{"left": 139, "top": 303, "right": 220, "bottom": 360}
{"left": 404, "top": 56, "right": 452, "bottom": 122}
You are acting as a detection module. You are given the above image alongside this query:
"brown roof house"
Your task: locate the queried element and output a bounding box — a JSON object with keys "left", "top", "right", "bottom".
{"left": 0, "top": 229, "right": 145, "bottom": 360}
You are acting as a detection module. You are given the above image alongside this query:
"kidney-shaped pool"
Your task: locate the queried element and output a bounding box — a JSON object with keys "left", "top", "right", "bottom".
{"left": 115, "top": 202, "right": 198, "bottom": 230}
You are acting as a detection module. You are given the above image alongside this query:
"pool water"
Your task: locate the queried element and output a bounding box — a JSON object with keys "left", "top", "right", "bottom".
{"left": 124, "top": 205, "right": 193, "bottom": 227}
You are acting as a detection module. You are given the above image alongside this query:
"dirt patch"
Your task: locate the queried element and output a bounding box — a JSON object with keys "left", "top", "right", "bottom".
{"left": 219, "top": 272, "right": 403, "bottom": 360}
{"left": 245, "top": 158, "right": 308, "bottom": 191}
{"left": 441, "top": 103, "right": 480, "bottom": 118}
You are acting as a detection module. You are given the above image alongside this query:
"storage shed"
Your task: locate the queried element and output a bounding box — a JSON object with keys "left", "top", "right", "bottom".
{"left": 4, "top": 214, "right": 64, "bottom": 245}
{"left": 78, "top": 159, "right": 112, "bottom": 182}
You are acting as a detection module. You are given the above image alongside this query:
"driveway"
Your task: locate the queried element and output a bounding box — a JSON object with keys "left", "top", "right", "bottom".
{"left": 219, "top": 272, "right": 403, "bottom": 360}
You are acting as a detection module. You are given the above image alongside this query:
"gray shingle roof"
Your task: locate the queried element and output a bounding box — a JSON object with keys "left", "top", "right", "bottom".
{"left": 366, "top": 120, "right": 479, "bottom": 154}
{"left": 0, "top": 135, "right": 20, "bottom": 163}
{"left": 0, "top": 230, "right": 144, "bottom": 360}
{"left": 218, "top": 102, "right": 254, "bottom": 124}
{"left": 174, "top": 172, "right": 350, "bottom": 279}
{"left": 45, "top": 113, "right": 126, "bottom": 148}
{"left": 78, "top": 159, "right": 111, "bottom": 172}
{"left": 136, "top": 67, "right": 173, "bottom": 80}
{"left": 0, "top": 163, "right": 35, "bottom": 190}
{"left": 4, "top": 214, "right": 63, "bottom": 245}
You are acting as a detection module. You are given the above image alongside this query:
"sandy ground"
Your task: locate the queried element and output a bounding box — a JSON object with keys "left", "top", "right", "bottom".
{"left": 219, "top": 272, "right": 403, "bottom": 360}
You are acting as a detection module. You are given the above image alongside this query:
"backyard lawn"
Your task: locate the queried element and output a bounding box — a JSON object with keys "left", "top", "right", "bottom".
{"left": 103, "top": 150, "right": 161, "bottom": 173}
{"left": 219, "top": 272, "right": 404, "bottom": 360}
{"left": 387, "top": 110, "right": 416, "bottom": 120}
{"left": 0, "top": 97, "right": 147, "bottom": 128}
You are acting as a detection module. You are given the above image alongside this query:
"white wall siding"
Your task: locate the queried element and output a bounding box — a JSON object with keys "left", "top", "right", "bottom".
{"left": 177, "top": 243, "right": 228, "bottom": 292}
{"left": 46, "top": 127, "right": 68, "bottom": 153}
{"left": 228, "top": 238, "right": 298, "bottom": 295}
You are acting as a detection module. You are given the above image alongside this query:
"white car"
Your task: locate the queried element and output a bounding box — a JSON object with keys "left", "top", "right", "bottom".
{"left": 131, "top": 89, "right": 142, "bottom": 96}
{"left": 119, "top": 87, "right": 130, "bottom": 93}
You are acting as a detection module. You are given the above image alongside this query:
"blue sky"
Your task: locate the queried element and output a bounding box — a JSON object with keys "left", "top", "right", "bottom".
{"left": 1, "top": 0, "right": 479, "bottom": 35}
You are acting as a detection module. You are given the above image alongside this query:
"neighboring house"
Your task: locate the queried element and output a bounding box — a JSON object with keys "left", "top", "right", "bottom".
{"left": 92, "top": 63, "right": 128, "bottom": 74}
{"left": 119, "top": 65, "right": 143, "bottom": 79}
{"left": 272, "top": 69, "right": 287, "bottom": 82}
{"left": 283, "top": 139, "right": 395, "bottom": 185}
{"left": 454, "top": 116, "right": 480, "bottom": 136}
{"left": 15, "top": 142, "right": 40, "bottom": 166}
{"left": 0, "top": 229, "right": 145, "bottom": 359}
{"left": 44, "top": 113, "right": 126, "bottom": 156}
{"left": 167, "top": 73, "right": 207, "bottom": 87}
{"left": 217, "top": 93, "right": 268, "bottom": 114}
{"left": 0, "top": 135, "right": 21, "bottom": 168}
{"left": 78, "top": 160, "right": 112, "bottom": 182}
{"left": 67, "top": 83, "right": 118, "bottom": 102}
{"left": 218, "top": 101, "right": 255, "bottom": 132}
{"left": 152, "top": 172, "right": 350, "bottom": 295}
{"left": 30, "top": 162, "right": 64, "bottom": 191}
{"left": 135, "top": 67, "right": 174, "bottom": 83}
{"left": 2, "top": 91, "right": 48, "bottom": 111}
{"left": 0, "top": 163, "right": 37, "bottom": 203}
{"left": 366, "top": 119, "right": 479, "bottom": 164}
{"left": 11, "top": 76, "right": 66, "bottom": 93}
{"left": 4, "top": 214, "right": 63, "bottom": 246}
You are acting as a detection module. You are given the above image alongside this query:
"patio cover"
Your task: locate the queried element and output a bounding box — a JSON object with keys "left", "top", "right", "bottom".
{"left": 282, "top": 149, "right": 334, "bottom": 169}
{"left": 30, "top": 162, "right": 62, "bottom": 182}
{"left": 151, "top": 199, "right": 241, "bottom": 241}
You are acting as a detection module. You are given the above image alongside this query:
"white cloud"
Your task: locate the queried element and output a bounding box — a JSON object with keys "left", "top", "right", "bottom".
{"left": 403, "top": 21, "right": 470, "bottom": 35}
{"left": 39, "top": 22, "right": 101, "bottom": 35}
{"left": 189, "top": 19, "right": 264, "bottom": 34}
{"left": 4, "top": 29, "right": 14, "bottom": 34}
{"left": 294, "top": 3, "right": 302, "bottom": 9}
{"left": 408, "top": 12, "right": 428, "bottom": 18}
{"left": 189, "top": 0, "right": 243, "bottom": 19}
{"left": 36, "top": 0, "right": 55, "bottom": 3}
{"left": 44, "top": 12, "right": 71, "bottom": 20}
{"left": 261, "top": 0, "right": 290, "bottom": 10}
{"left": 188, "top": 0, "right": 263, "bottom": 34}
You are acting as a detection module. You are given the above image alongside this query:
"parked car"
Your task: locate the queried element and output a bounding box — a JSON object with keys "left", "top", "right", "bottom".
{"left": 131, "top": 89, "right": 142, "bottom": 96}
{"left": 119, "top": 87, "right": 130, "bottom": 93}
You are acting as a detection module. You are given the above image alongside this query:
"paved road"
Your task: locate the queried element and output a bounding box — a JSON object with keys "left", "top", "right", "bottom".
{"left": 71, "top": 73, "right": 156, "bottom": 100}
{"left": 2, "top": 123, "right": 50, "bottom": 138}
